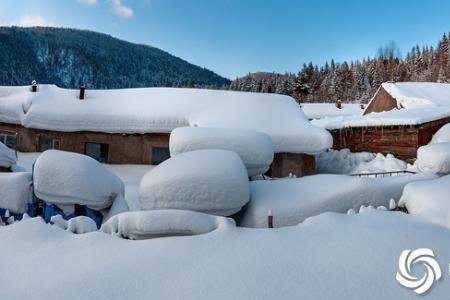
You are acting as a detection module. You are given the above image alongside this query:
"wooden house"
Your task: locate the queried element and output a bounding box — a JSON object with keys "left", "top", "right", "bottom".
{"left": 319, "top": 82, "right": 450, "bottom": 161}
{"left": 0, "top": 85, "right": 333, "bottom": 177}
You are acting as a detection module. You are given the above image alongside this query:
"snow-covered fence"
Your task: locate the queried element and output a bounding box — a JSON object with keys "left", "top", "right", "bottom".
{"left": 350, "top": 170, "right": 415, "bottom": 178}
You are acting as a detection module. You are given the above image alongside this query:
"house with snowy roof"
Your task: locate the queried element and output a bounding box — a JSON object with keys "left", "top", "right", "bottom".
{"left": 314, "top": 82, "right": 450, "bottom": 160}
{"left": 0, "top": 84, "right": 332, "bottom": 177}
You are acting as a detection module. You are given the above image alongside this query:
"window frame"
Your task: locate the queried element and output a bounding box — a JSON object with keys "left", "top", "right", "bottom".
{"left": 39, "top": 136, "right": 61, "bottom": 152}
{"left": 0, "top": 131, "right": 17, "bottom": 150}
{"left": 84, "top": 142, "right": 109, "bottom": 163}
{"left": 151, "top": 145, "right": 170, "bottom": 165}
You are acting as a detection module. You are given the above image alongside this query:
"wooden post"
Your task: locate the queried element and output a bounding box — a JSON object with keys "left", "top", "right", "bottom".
{"left": 31, "top": 80, "right": 37, "bottom": 92}
{"left": 79, "top": 86, "right": 85, "bottom": 100}
{"left": 267, "top": 210, "right": 273, "bottom": 228}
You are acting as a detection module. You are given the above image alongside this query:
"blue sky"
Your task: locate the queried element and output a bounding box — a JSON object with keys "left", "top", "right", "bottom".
{"left": 1, "top": 0, "right": 450, "bottom": 79}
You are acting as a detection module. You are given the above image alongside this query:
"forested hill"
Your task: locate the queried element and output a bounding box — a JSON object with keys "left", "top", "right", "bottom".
{"left": 0, "top": 27, "right": 230, "bottom": 89}
{"left": 230, "top": 34, "right": 450, "bottom": 103}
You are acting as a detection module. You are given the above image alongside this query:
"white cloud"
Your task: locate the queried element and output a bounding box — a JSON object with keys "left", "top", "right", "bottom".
{"left": 111, "top": 0, "right": 134, "bottom": 18}
{"left": 18, "top": 16, "right": 56, "bottom": 27}
{"left": 78, "top": 0, "right": 97, "bottom": 6}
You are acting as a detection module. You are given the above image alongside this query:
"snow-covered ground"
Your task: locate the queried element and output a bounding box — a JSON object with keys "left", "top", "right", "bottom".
{"left": 3, "top": 116, "right": 450, "bottom": 299}
{"left": 236, "top": 173, "right": 435, "bottom": 228}
{"left": 1, "top": 211, "right": 450, "bottom": 299}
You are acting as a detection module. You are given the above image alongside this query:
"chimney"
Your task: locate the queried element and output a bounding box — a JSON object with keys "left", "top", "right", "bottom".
{"left": 79, "top": 86, "right": 85, "bottom": 100}
{"left": 31, "top": 80, "right": 37, "bottom": 93}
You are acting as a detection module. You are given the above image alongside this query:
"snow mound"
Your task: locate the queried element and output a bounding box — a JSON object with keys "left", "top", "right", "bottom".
{"left": 316, "top": 149, "right": 375, "bottom": 174}
{"left": 350, "top": 153, "right": 407, "bottom": 174}
{"left": 0, "top": 85, "right": 332, "bottom": 154}
{"left": 0, "top": 172, "right": 32, "bottom": 213}
{"left": 139, "top": 150, "right": 250, "bottom": 216}
{"left": 101, "top": 210, "right": 233, "bottom": 240}
{"left": 399, "top": 175, "right": 450, "bottom": 230}
{"left": 50, "top": 215, "right": 99, "bottom": 234}
{"left": 169, "top": 127, "right": 274, "bottom": 176}
{"left": 236, "top": 173, "right": 436, "bottom": 228}
{"left": 33, "top": 150, "right": 126, "bottom": 211}
{"left": 415, "top": 142, "right": 450, "bottom": 174}
{"left": 316, "top": 149, "right": 407, "bottom": 174}
{"left": 0, "top": 142, "right": 16, "bottom": 168}
{"left": 430, "top": 123, "right": 450, "bottom": 144}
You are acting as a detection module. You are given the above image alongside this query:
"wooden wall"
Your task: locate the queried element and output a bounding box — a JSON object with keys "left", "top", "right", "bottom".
{"left": 0, "top": 122, "right": 314, "bottom": 177}
{"left": 0, "top": 122, "right": 170, "bottom": 164}
{"left": 363, "top": 86, "right": 398, "bottom": 115}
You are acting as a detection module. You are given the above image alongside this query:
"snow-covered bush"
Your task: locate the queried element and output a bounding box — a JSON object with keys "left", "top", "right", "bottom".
{"left": 399, "top": 175, "right": 450, "bottom": 230}
{"left": 316, "top": 148, "right": 407, "bottom": 174}
{"left": 236, "top": 173, "right": 436, "bottom": 228}
{"left": 415, "top": 142, "right": 450, "bottom": 174}
{"left": 0, "top": 172, "right": 32, "bottom": 213}
{"left": 169, "top": 127, "right": 274, "bottom": 176}
{"left": 101, "top": 210, "right": 233, "bottom": 240}
{"left": 33, "top": 150, "right": 127, "bottom": 213}
{"left": 139, "top": 149, "right": 250, "bottom": 216}
{"left": 0, "top": 142, "right": 16, "bottom": 168}
{"left": 351, "top": 153, "right": 407, "bottom": 174}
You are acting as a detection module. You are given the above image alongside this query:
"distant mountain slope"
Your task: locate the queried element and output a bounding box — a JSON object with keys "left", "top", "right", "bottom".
{"left": 0, "top": 27, "right": 230, "bottom": 89}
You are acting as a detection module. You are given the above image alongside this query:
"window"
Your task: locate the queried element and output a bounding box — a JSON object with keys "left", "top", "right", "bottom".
{"left": 0, "top": 132, "right": 16, "bottom": 149}
{"left": 151, "top": 146, "right": 170, "bottom": 165}
{"left": 39, "top": 137, "right": 61, "bottom": 152}
{"left": 85, "top": 143, "right": 109, "bottom": 163}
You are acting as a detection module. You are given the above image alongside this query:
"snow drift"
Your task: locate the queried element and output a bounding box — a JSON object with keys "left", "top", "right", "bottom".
{"left": 0, "top": 172, "right": 32, "bottom": 213}
{"left": 169, "top": 127, "right": 274, "bottom": 176}
{"left": 237, "top": 173, "right": 436, "bottom": 228}
{"left": 399, "top": 175, "right": 450, "bottom": 230}
{"left": 33, "top": 150, "right": 126, "bottom": 212}
{"left": 415, "top": 142, "right": 450, "bottom": 174}
{"left": 139, "top": 149, "right": 250, "bottom": 216}
{"left": 430, "top": 123, "right": 450, "bottom": 144}
{"left": 101, "top": 210, "right": 233, "bottom": 240}
{"left": 0, "top": 142, "right": 16, "bottom": 168}
{"left": 0, "top": 85, "right": 332, "bottom": 154}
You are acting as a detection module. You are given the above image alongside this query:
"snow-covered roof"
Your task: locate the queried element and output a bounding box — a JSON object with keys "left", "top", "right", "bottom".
{"left": 314, "top": 82, "right": 450, "bottom": 129}
{"left": 301, "top": 103, "right": 363, "bottom": 120}
{"left": 382, "top": 81, "right": 450, "bottom": 109}
{"left": 0, "top": 85, "right": 331, "bottom": 154}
